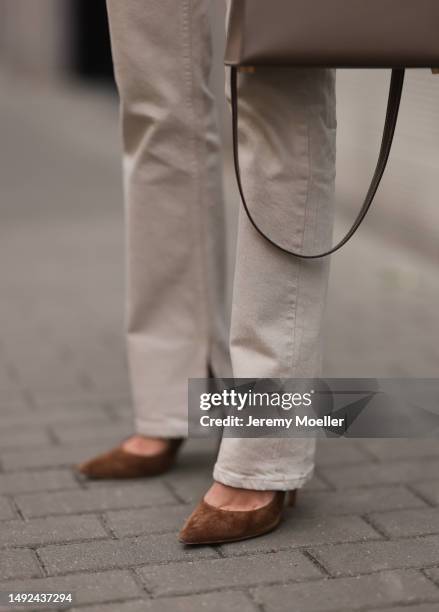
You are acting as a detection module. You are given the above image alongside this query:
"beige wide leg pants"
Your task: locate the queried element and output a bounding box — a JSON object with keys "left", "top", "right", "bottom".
{"left": 106, "top": 0, "right": 337, "bottom": 490}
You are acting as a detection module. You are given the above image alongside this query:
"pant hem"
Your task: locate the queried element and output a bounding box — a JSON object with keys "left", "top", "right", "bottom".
{"left": 213, "top": 464, "right": 315, "bottom": 491}
{"left": 135, "top": 419, "right": 188, "bottom": 439}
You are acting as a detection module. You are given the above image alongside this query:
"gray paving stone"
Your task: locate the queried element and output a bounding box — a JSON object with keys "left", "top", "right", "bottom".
{"left": 105, "top": 504, "right": 190, "bottom": 537}
{"left": 15, "top": 483, "right": 176, "bottom": 518}
{"left": 15, "top": 380, "right": 93, "bottom": 399}
{"left": 38, "top": 533, "right": 217, "bottom": 575}
{"left": 0, "top": 380, "right": 22, "bottom": 395}
{"left": 82, "top": 478, "right": 158, "bottom": 491}
{"left": 51, "top": 422, "right": 132, "bottom": 443}
{"left": 71, "top": 602, "right": 153, "bottom": 612}
{"left": 316, "top": 439, "right": 371, "bottom": 466}
{"left": 425, "top": 567, "right": 439, "bottom": 584}
{"left": 0, "top": 515, "right": 107, "bottom": 548}
{"left": 163, "top": 471, "right": 214, "bottom": 504}
{"left": 303, "top": 474, "right": 331, "bottom": 492}
{"left": 253, "top": 570, "right": 439, "bottom": 612}
{"left": 320, "top": 459, "right": 439, "bottom": 489}
{"left": 0, "top": 549, "right": 42, "bottom": 580}
{"left": 30, "top": 397, "right": 113, "bottom": 409}
{"left": 138, "top": 550, "right": 322, "bottom": 597}
{"left": 71, "top": 591, "right": 258, "bottom": 612}
{"left": 0, "top": 470, "right": 77, "bottom": 494}
{"left": 375, "top": 605, "right": 439, "bottom": 612}
{"left": 0, "top": 570, "right": 142, "bottom": 607}
{"left": 369, "top": 507, "right": 439, "bottom": 538}
{"left": 360, "top": 439, "right": 439, "bottom": 462}
{"left": 219, "top": 514, "right": 380, "bottom": 557}
{"left": 0, "top": 440, "right": 121, "bottom": 471}
{"left": 32, "top": 390, "right": 131, "bottom": 408}
{"left": 31, "top": 393, "right": 131, "bottom": 410}
{"left": 0, "top": 401, "right": 32, "bottom": 416}
{"left": 410, "top": 481, "right": 439, "bottom": 506}
{"left": 310, "top": 535, "right": 439, "bottom": 576}
{"left": 0, "top": 426, "right": 51, "bottom": 449}
{"left": 0, "top": 497, "right": 16, "bottom": 520}
{"left": 295, "top": 485, "right": 426, "bottom": 517}
{"left": 1, "top": 406, "right": 110, "bottom": 428}
{"left": 179, "top": 438, "right": 219, "bottom": 457}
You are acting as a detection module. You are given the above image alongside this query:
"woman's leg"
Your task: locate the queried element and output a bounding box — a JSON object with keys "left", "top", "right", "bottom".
{"left": 213, "top": 67, "right": 337, "bottom": 492}
{"left": 106, "top": 0, "right": 230, "bottom": 438}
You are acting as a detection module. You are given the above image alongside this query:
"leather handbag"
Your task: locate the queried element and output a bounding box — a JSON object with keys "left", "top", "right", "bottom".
{"left": 225, "top": 0, "right": 439, "bottom": 258}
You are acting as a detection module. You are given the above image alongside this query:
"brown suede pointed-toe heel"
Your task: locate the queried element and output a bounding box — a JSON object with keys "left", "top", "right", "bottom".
{"left": 76, "top": 438, "right": 184, "bottom": 479}
{"left": 179, "top": 489, "right": 297, "bottom": 545}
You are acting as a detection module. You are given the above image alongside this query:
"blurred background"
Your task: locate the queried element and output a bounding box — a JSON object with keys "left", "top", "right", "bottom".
{"left": 1, "top": 0, "right": 439, "bottom": 408}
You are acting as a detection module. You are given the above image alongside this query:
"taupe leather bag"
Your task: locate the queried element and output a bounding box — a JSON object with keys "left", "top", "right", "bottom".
{"left": 225, "top": 0, "right": 439, "bottom": 258}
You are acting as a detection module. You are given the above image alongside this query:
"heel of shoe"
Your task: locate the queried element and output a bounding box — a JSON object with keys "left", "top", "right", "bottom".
{"left": 287, "top": 490, "right": 297, "bottom": 507}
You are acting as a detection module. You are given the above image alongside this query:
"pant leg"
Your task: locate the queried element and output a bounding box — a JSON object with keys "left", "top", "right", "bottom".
{"left": 214, "top": 67, "right": 337, "bottom": 490}
{"left": 106, "top": 0, "right": 231, "bottom": 437}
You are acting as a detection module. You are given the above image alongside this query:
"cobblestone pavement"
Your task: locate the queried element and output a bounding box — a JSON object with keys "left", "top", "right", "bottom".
{"left": 0, "top": 73, "right": 439, "bottom": 612}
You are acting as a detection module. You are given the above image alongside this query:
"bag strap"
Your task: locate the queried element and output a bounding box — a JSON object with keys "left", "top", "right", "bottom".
{"left": 231, "top": 67, "right": 406, "bottom": 259}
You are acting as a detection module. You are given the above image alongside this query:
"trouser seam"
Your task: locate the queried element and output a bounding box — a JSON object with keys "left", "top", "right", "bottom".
{"left": 181, "top": 0, "right": 210, "bottom": 374}
{"left": 289, "top": 116, "right": 312, "bottom": 376}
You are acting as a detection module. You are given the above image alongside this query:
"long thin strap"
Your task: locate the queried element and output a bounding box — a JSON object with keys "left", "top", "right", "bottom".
{"left": 231, "top": 66, "right": 405, "bottom": 259}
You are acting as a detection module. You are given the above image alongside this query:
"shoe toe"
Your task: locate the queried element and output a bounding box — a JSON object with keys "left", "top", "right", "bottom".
{"left": 179, "top": 501, "right": 247, "bottom": 545}
{"left": 75, "top": 449, "right": 124, "bottom": 479}
{"left": 75, "top": 457, "right": 104, "bottom": 478}
{"left": 179, "top": 502, "right": 220, "bottom": 544}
